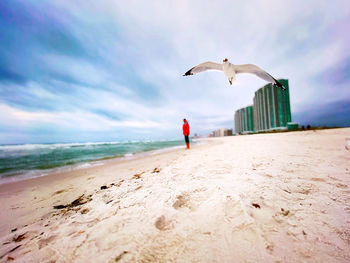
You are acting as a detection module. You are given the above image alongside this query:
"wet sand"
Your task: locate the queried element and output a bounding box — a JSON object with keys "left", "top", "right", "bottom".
{"left": 0, "top": 128, "right": 350, "bottom": 262}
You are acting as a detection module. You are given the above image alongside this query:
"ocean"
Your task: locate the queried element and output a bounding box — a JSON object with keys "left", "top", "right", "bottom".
{"left": 0, "top": 139, "right": 186, "bottom": 184}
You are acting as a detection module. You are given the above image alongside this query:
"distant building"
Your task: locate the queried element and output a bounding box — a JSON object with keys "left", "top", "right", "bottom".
{"left": 219, "top": 128, "right": 226, "bottom": 137}
{"left": 287, "top": 122, "right": 299, "bottom": 130}
{"left": 234, "top": 105, "right": 254, "bottom": 134}
{"left": 234, "top": 79, "right": 294, "bottom": 134}
{"left": 210, "top": 128, "right": 233, "bottom": 137}
{"left": 225, "top": 129, "right": 233, "bottom": 136}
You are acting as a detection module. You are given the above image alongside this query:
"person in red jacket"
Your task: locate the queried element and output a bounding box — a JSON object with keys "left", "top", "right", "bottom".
{"left": 182, "top": 118, "right": 190, "bottom": 149}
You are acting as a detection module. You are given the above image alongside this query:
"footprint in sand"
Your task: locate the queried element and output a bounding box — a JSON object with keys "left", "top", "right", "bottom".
{"left": 172, "top": 194, "right": 192, "bottom": 210}
{"left": 154, "top": 215, "right": 173, "bottom": 231}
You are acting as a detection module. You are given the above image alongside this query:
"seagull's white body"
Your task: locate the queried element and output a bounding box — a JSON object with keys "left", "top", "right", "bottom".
{"left": 222, "top": 61, "right": 236, "bottom": 84}
{"left": 184, "top": 59, "right": 285, "bottom": 90}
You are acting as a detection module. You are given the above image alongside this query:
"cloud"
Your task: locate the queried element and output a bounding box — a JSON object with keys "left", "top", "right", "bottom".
{"left": 0, "top": 103, "right": 167, "bottom": 133}
{"left": 293, "top": 98, "right": 350, "bottom": 127}
{"left": 0, "top": 0, "right": 350, "bottom": 143}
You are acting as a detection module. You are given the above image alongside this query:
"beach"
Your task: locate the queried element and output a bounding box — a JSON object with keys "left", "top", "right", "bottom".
{"left": 0, "top": 128, "right": 349, "bottom": 262}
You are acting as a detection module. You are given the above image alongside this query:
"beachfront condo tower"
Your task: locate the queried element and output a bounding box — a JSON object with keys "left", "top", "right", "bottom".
{"left": 253, "top": 79, "right": 291, "bottom": 132}
{"left": 234, "top": 105, "right": 254, "bottom": 134}
{"left": 234, "top": 79, "right": 292, "bottom": 134}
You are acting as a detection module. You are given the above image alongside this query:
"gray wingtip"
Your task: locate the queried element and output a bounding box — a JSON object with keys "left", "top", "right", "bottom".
{"left": 274, "top": 79, "right": 286, "bottom": 91}
{"left": 183, "top": 67, "right": 194, "bottom": 76}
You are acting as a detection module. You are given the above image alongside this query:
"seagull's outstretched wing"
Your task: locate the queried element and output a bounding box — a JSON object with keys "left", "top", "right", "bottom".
{"left": 234, "top": 64, "right": 285, "bottom": 90}
{"left": 183, "top": 62, "right": 223, "bottom": 76}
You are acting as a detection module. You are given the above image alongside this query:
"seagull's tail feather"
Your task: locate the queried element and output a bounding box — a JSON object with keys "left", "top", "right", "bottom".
{"left": 183, "top": 67, "right": 194, "bottom": 76}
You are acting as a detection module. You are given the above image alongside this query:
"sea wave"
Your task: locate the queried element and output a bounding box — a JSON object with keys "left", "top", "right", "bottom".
{"left": 0, "top": 141, "right": 124, "bottom": 151}
{"left": 0, "top": 139, "right": 186, "bottom": 184}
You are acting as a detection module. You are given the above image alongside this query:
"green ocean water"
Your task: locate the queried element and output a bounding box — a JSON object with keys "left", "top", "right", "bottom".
{"left": 0, "top": 139, "right": 185, "bottom": 183}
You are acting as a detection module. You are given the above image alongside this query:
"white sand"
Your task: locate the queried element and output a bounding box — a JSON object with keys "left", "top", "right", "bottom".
{"left": 0, "top": 128, "right": 350, "bottom": 262}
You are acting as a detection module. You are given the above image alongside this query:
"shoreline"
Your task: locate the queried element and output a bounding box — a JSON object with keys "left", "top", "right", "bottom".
{"left": 0, "top": 128, "right": 349, "bottom": 262}
{"left": 0, "top": 140, "right": 207, "bottom": 194}
{"left": 0, "top": 140, "right": 201, "bottom": 187}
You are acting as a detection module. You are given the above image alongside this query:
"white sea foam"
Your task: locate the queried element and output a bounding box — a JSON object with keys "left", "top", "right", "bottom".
{"left": 0, "top": 139, "right": 184, "bottom": 152}
{"left": 0, "top": 139, "right": 186, "bottom": 184}
{"left": 0, "top": 141, "right": 125, "bottom": 151}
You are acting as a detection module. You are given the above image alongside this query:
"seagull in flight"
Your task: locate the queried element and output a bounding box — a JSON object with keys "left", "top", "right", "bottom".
{"left": 184, "top": 58, "right": 285, "bottom": 90}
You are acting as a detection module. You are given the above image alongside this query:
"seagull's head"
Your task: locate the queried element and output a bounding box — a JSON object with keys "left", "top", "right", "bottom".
{"left": 223, "top": 58, "right": 228, "bottom": 63}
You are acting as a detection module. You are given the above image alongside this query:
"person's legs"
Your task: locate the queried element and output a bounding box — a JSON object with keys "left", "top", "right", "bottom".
{"left": 185, "top": 135, "right": 190, "bottom": 149}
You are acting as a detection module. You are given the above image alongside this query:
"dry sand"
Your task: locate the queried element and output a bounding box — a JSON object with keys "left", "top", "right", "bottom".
{"left": 0, "top": 128, "right": 350, "bottom": 263}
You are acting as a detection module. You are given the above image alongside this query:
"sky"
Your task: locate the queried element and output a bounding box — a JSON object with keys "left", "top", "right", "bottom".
{"left": 0, "top": 0, "right": 350, "bottom": 144}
